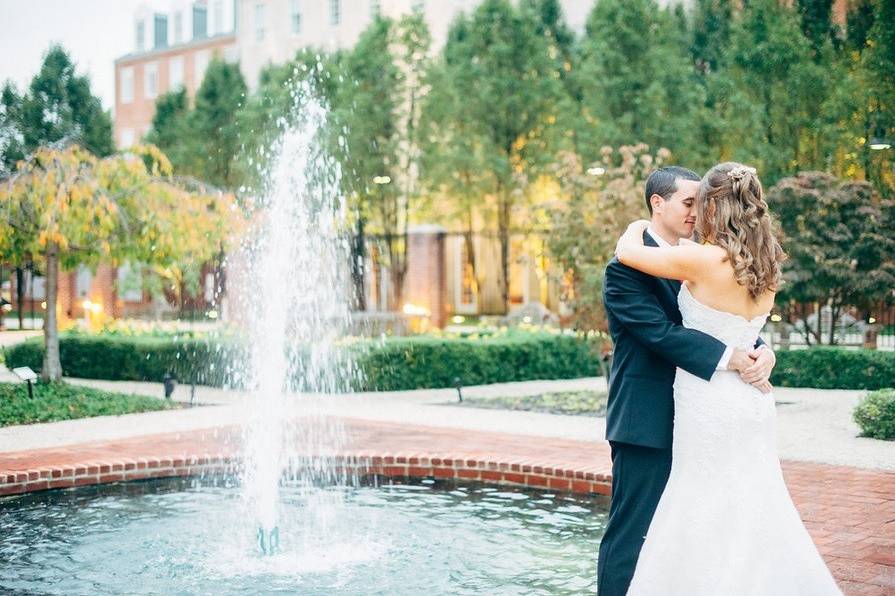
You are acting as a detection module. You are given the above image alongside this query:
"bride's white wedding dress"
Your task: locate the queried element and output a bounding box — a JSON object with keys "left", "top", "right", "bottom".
{"left": 626, "top": 283, "right": 841, "bottom": 595}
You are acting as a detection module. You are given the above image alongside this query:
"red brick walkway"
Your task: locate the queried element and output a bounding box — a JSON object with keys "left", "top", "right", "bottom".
{"left": 1, "top": 418, "right": 892, "bottom": 595}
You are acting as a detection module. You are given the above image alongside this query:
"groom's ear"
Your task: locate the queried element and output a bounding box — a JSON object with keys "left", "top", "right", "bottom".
{"left": 649, "top": 193, "right": 665, "bottom": 214}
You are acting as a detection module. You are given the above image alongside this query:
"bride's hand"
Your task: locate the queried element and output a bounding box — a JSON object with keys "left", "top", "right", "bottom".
{"left": 615, "top": 219, "right": 650, "bottom": 255}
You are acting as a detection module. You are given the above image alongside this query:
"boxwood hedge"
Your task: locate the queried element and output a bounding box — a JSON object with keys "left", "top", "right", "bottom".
{"left": 3, "top": 331, "right": 601, "bottom": 392}
{"left": 770, "top": 348, "right": 895, "bottom": 390}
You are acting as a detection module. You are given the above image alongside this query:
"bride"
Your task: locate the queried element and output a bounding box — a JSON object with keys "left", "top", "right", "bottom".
{"left": 614, "top": 162, "right": 841, "bottom": 595}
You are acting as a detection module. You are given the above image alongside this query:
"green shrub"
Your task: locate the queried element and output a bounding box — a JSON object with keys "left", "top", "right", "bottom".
{"left": 4, "top": 330, "right": 600, "bottom": 391}
{"left": 770, "top": 348, "right": 895, "bottom": 390}
{"left": 853, "top": 389, "right": 895, "bottom": 440}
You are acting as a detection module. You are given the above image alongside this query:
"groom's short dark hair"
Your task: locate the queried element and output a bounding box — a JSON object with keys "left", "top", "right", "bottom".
{"left": 645, "top": 166, "right": 701, "bottom": 215}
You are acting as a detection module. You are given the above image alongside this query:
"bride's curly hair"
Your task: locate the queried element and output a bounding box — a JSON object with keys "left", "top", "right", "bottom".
{"left": 696, "top": 162, "right": 785, "bottom": 300}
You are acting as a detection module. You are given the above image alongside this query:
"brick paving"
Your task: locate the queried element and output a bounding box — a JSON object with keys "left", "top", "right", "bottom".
{"left": 0, "top": 418, "right": 892, "bottom": 595}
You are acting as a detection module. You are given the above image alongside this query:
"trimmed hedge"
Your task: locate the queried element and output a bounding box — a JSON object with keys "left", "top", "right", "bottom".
{"left": 3, "top": 331, "right": 600, "bottom": 392}
{"left": 853, "top": 389, "right": 895, "bottom": 440}
{"left": 771, "top": 348, "right": 895, "bottom": 390}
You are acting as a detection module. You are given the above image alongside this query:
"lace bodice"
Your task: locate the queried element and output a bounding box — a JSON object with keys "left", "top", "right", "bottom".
{"left": 677, "top": 283, "right": 768, "bottom": 350}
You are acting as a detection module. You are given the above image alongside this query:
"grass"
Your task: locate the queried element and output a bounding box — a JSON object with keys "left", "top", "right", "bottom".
{"left": 0, "top": 381, "right": 180, "bottom": 427}
{"left": 458, "top": 389, "right": 608, "bottom": 417}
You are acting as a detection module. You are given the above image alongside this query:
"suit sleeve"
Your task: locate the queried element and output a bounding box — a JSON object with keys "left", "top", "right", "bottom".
{"left": 604, "top": 259, "right": 726, "bottom": 381}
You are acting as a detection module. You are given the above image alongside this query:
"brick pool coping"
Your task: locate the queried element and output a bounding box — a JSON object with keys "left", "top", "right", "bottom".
{"left": 0, "top": 418, "right": 892, "bottom": 595}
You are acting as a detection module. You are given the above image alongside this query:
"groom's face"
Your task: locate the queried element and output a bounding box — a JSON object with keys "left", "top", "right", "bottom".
{"left": 654, "top": 179, "right": 699, "bottom": 241}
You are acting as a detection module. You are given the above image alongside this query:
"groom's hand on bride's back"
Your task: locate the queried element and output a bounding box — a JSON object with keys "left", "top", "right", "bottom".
{"left": 726, "top": 347, "right": 776, "bottom": 393}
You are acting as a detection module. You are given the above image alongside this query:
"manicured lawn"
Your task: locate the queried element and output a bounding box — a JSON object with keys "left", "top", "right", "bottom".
{"left": 0, "top": 381, "right": 180, "bottom": 427}
{"left": 459, "top": 390, "right": 608, "bottom": 417}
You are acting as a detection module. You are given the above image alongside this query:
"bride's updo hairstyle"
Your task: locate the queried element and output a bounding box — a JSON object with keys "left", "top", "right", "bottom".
{"left": 696, "top": 162, "right": 785, "bottom": 300}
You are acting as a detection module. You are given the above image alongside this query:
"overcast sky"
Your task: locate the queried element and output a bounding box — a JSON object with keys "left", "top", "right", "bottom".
{"left": 0, "top": 0, "right": 146, "bottom": 114}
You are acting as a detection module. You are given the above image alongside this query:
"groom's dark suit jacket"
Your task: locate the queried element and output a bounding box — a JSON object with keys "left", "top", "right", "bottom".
{"left": 603, "top": 231, "right": 764, "bottom": 450}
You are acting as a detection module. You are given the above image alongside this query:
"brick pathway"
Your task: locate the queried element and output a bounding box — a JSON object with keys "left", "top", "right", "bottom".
{"left": 0, "top": 418, "right": 892, "bottom": 595}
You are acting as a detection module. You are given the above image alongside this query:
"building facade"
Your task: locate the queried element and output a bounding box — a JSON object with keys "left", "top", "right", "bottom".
{"left": 114, "top": 1, "right": 238, "bottom": 150}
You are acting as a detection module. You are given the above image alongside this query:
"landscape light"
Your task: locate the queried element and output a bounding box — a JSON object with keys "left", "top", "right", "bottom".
{"left": 586, "top": 166, "right": 606, "bottom": 176}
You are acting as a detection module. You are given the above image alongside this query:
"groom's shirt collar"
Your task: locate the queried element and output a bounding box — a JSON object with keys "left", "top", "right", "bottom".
{"left": 646, "top": 226, "right": 672, "bottom": 248}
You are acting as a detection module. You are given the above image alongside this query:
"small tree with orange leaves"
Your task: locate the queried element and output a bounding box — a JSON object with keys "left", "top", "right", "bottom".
{"left": 0, "top": 142, "right": 242, "bottom": 381}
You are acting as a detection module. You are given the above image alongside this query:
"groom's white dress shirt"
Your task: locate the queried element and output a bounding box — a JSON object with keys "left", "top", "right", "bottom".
{"left": 645, "top": 226, "right": 734, "bottom": 371}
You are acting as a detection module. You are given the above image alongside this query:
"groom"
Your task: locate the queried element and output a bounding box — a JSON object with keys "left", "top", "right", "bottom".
{"left": 596, "top": 166, "right": 776, "bottom": 595}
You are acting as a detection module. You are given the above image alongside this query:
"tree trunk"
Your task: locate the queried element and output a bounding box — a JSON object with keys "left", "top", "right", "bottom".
{"left": 350, "top": 214, "right": 367, "bottom": 312}
{"left": 15, "top": 266, "right": 25, "bottom": 330}
{"left": 41, "top": 243, "right": 62, "bottom": 382}
{"left": 498, "top": 188, "right": 511, "bottom": 314}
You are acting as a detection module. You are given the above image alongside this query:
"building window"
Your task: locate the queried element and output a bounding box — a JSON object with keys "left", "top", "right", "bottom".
{"left": 290, "top": 0, "right": 301, "bottom": 33}
{"left": 169, "top": 56, "right": 184, "bottom": 90}
{"left": 136, "top": 20, "right": 145, "bottom": 51}
{"left": 193, "top": 4, "right": 208, "bottom": 39}
{"left": 117, "top": 262, "right": 144, "bottom": 302}
{"left": 213, "top": 0, "right": 224, "bottom": 34}
{"left": 144, "top": 62, "right": 158, "bottom": 99}
{"left": 255, "top": 3, "right": 265, "bottom": 41}
{"left": 119, "top": 128, "right": 135, "bottom": 149}
{"left": 194, "top": 50, "right": 210, "bottom": 85}
{"left": 173, "top": 11, "right": 183, "bottom": 44}
{"left": 153, "top": 14, "right": 168, "bottom": 48}
{"left": 330, "top": 0, "right": 340, "bottom": 26}
{"left": 120, "top": 67, "right": 134, "bottom": 104}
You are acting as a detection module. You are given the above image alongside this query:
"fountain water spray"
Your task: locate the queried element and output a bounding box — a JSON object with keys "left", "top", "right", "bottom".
{"left": 231, "top": 81, "right": 357, "bottom": 555}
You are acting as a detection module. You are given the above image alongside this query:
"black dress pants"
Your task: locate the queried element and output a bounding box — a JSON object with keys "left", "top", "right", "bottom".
{"left": 596, "top": 441, "right": 672, "bottom": 595}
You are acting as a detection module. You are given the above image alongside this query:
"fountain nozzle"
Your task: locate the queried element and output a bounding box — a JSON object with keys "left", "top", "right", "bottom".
{"left": 257, "top": 526, "right": 280, "bottom": 556}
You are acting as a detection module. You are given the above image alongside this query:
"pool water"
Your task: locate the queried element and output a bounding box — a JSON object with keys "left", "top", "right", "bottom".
{"left": 0, "top": 477, "right": 608, "bottom": 595}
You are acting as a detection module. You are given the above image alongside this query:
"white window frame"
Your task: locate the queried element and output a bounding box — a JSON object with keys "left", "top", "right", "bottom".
{"left": 173, "top": 11, "right": 183, "bottom": 44}
{"left": 169, "top": 56, "right": 184, "bottom": 90}
{"left": 290, "top": 0, "right": 302, "bottom": 34}
{"left": 144, "top": 61, "right": 158, "bottom": 99}
{"left": 213, "top": 0, "right": 224, "bottom": 35}
{"left": 120, "top": 66, "right": 134, "bottom": 104}
{"left": 254, "top": 3, "right": 265, "bottom": 42}
{"left": 194, "top": 50, "right": 210, "bottom": 86}
{"left": 119, "top": 128, "right": 135, "bottom": 148}
{"left": 330, "top": 0, "right": 341, "bottom": 26}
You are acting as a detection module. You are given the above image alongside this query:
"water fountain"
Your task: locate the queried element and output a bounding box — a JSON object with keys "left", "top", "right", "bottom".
{"left": 230, "top": 81, "right": 357, "bottom": 556}
{"left": 0, "top": 76, "right": 608, "bottom": 594}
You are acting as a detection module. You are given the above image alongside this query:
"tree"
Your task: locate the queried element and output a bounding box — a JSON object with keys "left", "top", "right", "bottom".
{"left": 578, "top": 0, "right": 708, "bottom": 168}
{"left": 690, "top": 0, "right": 734, "bottom": 73}
{"left": 0, "top": 45, "right": 113, "bottom": 171}
{"left": 796, "top": 0, "right": 836, "bottom": 56}
{"left": 0, "top": 143, "right": 242, "bottom": 380}
{"left": 0, "top": 44, "right": 115, "bottom": 330}
{"left": 190, "top": 58, "right": 247, "bottom": 189}
{"left": 438, "top": 0, "right": 563, "bottom": 312}
{"left": 145, "top": 87, "right": 193, "bottom": 173}
{"left": 711, "top": 0, "right": 835, "bottom": 184}
{"left": 332, "top": 17, "right": 401, "bottom": 310}
{"left": 547, "top": 144, "right": 670, "bottom": 331}
{"left": 767, "top": 171, "right": 895, "bottom": 344}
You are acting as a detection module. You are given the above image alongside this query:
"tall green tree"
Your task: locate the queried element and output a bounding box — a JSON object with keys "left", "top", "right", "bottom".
{"left": 579, "top": 0, "right": 708, "bottom": 168}
{"left": 711, "top": 0, "right": 835, "bottom": 183}
{"left": 439, "top": 0, "right": 563, "bottom": 311}
{"left": 0, "top": 45, "right": 113, "bottom": 174}
{"left": 690, "top": 0, "right": 734, "bottom": 73}
{"left": 145, "top": 87, "right": 193, "bottom": 173}
{"left": 190, "top": 58, "right": 247, "bottom": 189}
